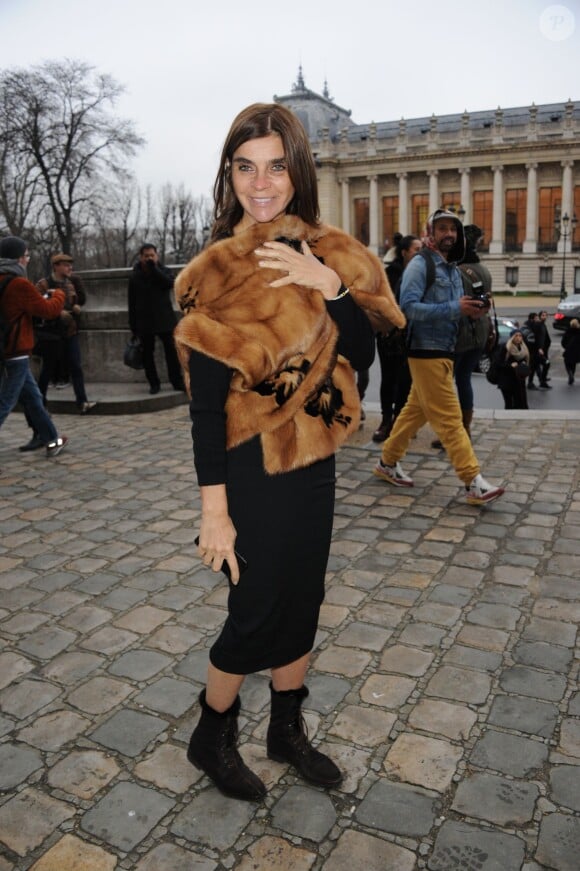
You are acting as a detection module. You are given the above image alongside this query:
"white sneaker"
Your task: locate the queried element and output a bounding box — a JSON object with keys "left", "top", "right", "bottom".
{"left": 373, "top": 460, "right": 414, "bottom": 487}
{"left": 465, "top": 473, "right": 504, "bottom": 506}
{"left": 46, "top": 436, "right": 69, "bottom": 458}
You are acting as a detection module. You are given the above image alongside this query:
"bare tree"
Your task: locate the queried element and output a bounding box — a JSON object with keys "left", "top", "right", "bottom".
{"left": 0, "top": 59, "right": 144, "bottom": 253}
{"left": 155, "top": 183, "right": 212, "bottom": 263}
{"left": 90, "top": 178, "right": 144, "bottom": 267}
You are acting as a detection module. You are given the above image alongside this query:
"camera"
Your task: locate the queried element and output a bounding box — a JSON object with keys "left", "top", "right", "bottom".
{"left": 472, "top": 291, "right": 490, "bottom": 308}
{"left": 469, "top": 281, "right": 490, "bottom": 308}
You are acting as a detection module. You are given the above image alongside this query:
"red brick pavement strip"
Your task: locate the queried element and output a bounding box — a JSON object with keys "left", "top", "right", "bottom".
{"left": 0, "top": 408, "right": 580, "bottom": 869}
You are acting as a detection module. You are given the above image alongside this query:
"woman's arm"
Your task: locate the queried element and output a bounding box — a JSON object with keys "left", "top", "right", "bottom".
{"left": 188, "top": 350, "right": 241, "bottom": 583}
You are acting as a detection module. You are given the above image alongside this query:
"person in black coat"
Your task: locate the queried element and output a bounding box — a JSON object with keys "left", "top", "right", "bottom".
{"left": 127, "top": 243, "right": 184, "bottom": 393}
{"left": 496, "top": 329, "right": 530, "bottom": 409}
{"left": 521, "top": 312, "right": 541, "bottom": 390}
{"left": 372, "top": 234, "right": 421, "bottom": 442}
{"left": 534, "top": 309, "right": 552, "bottom": 388}
{"left": 562, "top": 318, "right": 580, "bottom": 384}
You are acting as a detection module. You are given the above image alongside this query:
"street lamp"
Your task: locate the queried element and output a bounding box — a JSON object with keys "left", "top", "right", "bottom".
{"left": 555, "top": 211, "right": 578, "bottom": 301}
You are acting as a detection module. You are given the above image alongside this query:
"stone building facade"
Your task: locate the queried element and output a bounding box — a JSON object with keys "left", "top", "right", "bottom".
{"left": 275, "top": 70, "right": 580, "bottom": 296}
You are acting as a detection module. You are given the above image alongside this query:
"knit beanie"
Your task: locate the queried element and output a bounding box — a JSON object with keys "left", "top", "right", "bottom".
{"left": 0, "top": 236, "right": 28, "bottom": 260}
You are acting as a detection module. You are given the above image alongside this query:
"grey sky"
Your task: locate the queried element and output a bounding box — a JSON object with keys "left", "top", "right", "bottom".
{"left": 1, "top": 0, "right": 578, "bottom": 198}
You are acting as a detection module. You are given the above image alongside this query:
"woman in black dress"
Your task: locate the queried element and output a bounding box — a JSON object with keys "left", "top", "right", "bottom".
{"left": 174, "top": 103, "right": 404, "bottom": 801}
{"left": 497, "top": 329, "right": 530, "bottom": 409}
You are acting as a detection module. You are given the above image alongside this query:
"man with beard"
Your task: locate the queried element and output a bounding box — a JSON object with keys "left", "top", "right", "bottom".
{"left": 374, "top": 209, "right": 505, "bottom": 506}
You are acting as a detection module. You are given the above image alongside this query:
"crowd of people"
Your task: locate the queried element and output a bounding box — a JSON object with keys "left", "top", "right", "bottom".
{"left": 0, "top": 235, "right": 190, "bottom": 457}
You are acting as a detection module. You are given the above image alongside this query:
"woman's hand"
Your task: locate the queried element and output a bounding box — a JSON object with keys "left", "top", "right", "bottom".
{"left": 254, "top": 240, "right": 342, "bottom": 300}
{"left": 197, "top": 485, "right": 241, "bottom": 584}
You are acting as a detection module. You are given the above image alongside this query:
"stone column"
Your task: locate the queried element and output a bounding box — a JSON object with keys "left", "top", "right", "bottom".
{"left": 428, "top": 170, "right": 439, "bottom": 214}
{"left": 341, "top": 179, "right": 350, "bottom": 233}
{"left": 489, "top": 165, "right": 504, "bottom": 254}
{"left": 523, "top": 162, "right": 538, "bottom": 253}
{"left": 397, "top": 173, "right": 408, "bottom": 234}
{"left": 558, "top": 160, "right": 574, "bottom": 252}
{"left": 459, "top": 168, "right": 471, "bottom": 223}
{"left": 368, "top": 175, "right": 379, "bottom": 253}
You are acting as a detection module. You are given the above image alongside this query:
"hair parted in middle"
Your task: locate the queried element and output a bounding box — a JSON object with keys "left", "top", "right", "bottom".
{"left": 211, "top": 103, "right": 320, "bottom": 241}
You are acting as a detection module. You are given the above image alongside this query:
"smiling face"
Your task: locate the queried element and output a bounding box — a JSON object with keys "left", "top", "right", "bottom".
{"left": 430, "top": 218, "right": 458, "bottom": 259}
{"left": 231, "top": 133, "right": 295, "bottom": 232}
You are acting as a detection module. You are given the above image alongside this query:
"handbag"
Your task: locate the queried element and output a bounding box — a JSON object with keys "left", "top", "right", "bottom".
{"left": 516, "top": 361, "right": 530, "bottom": 378}
{"left": 123, "top": 336, "right": 144, "bottom": 370}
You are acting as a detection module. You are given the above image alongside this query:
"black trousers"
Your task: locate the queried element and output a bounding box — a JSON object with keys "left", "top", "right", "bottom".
{"left": 140, "top": 332, "right": 184, "bottom": 390}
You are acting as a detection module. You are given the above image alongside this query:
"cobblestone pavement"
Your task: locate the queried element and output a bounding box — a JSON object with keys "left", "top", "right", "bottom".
{"left": 1, "top": 405, "right": 580, "bottom": 871}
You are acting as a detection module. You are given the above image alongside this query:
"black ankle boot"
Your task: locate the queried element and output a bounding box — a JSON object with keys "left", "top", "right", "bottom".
{"left": 187, "top": 690, "right": 266, "bottom": 801}
{"left": 267, "top": 683, "right": 342, "bottom": 788}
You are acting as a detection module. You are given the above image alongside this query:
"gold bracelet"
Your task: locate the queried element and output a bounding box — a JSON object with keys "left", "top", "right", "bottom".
{"left": 328, "top": 285, "right": 350, "bottom": 301}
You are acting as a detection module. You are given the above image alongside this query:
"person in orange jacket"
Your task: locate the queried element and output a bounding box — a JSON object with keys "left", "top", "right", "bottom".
{"left": 0, "top": 236, "right": 69, "bottom": 456}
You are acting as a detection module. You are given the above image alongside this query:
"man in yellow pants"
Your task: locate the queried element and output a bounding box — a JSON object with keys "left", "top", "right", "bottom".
{"left": 373, "top": 209, "right": 505, "bottom": 506}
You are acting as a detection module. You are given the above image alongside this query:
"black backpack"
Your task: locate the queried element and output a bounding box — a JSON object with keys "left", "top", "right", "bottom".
{"left": 0, "top": 276, "right": 22, "bottom": 375}
{"left": 485, "top": 343, "right": 505, "bottom": 385}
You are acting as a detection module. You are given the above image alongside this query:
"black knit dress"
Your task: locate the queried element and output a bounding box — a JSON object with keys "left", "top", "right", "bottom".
{"left": 188, "top": 293, "right": 374, "bottom": 675}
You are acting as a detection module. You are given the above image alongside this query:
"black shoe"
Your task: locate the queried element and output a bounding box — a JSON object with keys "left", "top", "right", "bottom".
{"left": 149, "top": 384, "right": 161, "bottom": 395}
{"left": 539, "top": 382, "right": 552, "bottom": 389}
{"left": 187, "top": 691, "right": 266, "bottom": 802}
{"left": 267, "top": 684, "right": 342, "bottom": 788}
{"left": 372, "top": 423, "right": 390, "bottom": 443}
{"left": 19, "top": 435, "right": 44, "bottom": 452}
{"left": 527, "top": 383, "right": 538, "bottom": 390}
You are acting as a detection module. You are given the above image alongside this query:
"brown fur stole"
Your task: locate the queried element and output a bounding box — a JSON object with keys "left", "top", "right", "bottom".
{"left": 174, "top": 215, "right": 405, "bottom": 474}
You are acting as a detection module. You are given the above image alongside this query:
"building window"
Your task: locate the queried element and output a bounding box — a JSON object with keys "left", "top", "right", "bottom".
{"left": 505, "top": 266, "right": 519, "bottom": 288}
{"left": 441, "top": 192, "right": 461, "bottom": 213}
{"left": 538, "top": 187, "right": 561, "bottom": 250}
{"left": 575, "top": 266, "right": 580, "bottom": 292}
{"left": 412, "top": 194, "right": 429, "bottom": 238}
{"left": 505, "top": 188, "right": 527, "bottom": 251}
{"left": 382, "top": 196, "right": 399, "bottom": 251}
{"left": 472, "top": 191, "right": 493, "bottom": 251}
{"left": 539, "top": 266, "right": 553, "bottom": 284}
{"left": 354, "top": 198, "right": 369, "bottom": 246}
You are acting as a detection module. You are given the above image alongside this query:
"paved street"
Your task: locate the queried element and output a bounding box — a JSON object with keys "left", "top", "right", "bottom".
{"left": 1, "top": 397, "right": 580, "bottom": 870}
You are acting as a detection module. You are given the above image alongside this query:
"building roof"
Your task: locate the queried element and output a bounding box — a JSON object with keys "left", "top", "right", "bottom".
{"left": 274, "top": 66, "right": 353, "bottom": 143}
{"left": 275, "top": 70, "right": 578, "bottom": 147}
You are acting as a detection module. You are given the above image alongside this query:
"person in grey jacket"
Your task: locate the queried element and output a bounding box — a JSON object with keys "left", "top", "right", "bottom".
{"left": 374, "top": 208, "right": 504, "bottom": 506}
{"left": 128, "top": 243, "right": 184, "bottom": 394}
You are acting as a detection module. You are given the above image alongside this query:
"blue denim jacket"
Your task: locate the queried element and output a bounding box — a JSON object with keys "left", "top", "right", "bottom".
{"left": 400, "top": 251, "right": 463, "bottom": 354}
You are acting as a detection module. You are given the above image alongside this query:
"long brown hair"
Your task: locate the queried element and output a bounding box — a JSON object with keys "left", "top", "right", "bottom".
{"left": 211, "top": 103, "right": 320, "bottom": 241}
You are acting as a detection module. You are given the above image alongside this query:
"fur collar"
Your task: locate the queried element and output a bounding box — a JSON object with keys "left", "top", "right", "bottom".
{"left": 174, "top": 215, "right": 404, "bottom": 474}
